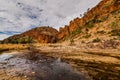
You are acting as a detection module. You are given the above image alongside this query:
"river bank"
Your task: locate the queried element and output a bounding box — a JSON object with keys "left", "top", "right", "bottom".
{"left": 0, "top": 50, "right": 89, "bottom": 80}
{"left": 37, "top": 44, "right": 120, "bottom": 80}
{"left": 0, "top": 43, "right": 120, "bottom": 80}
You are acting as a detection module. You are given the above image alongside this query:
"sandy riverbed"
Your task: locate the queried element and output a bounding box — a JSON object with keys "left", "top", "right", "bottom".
{"left": 37, "top": 44, "right": 120, "bottom": 80}
{"left": 0, "top": 43, "right": 120, "bottom": 80}
{"left": 0, "top": 50, "right": 89, "bottom": 80}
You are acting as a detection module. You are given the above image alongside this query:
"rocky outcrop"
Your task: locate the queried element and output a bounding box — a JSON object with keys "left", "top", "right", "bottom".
{"left": 58, "top": 25, "right": 70, "bottom": 39}
{"left": 58, "top": 0, "right": 120, "bottom": 39}
{"left": 2, "top": 26, "right": 59, "bottom": 43}
{"left": 22, "top": 27, "right": 58, "bottom": 43}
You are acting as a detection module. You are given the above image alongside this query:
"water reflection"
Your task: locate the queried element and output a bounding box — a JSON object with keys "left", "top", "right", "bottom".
{"left": 0, "top": 52, "right": 89, "bottom": 80}
{"left": 0, "top": 53, "right": 13, "bottom": 62}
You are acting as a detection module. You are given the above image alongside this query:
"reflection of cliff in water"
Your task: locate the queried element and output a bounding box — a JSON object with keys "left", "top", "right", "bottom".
{"left": 0, "top": 52, "right": 90, "bottom": 80}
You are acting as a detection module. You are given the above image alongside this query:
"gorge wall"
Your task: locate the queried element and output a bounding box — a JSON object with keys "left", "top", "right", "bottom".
{"left": 58, "top": 0, "right": 120, "bottom": 39}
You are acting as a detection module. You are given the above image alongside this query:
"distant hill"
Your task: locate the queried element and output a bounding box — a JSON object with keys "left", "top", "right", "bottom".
{"left": 1, "top": 26, "right": 58, "bottom": 44}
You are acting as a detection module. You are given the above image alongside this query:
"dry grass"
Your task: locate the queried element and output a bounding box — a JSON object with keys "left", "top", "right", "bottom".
{"left": 0, "top": 44, "right": 29, "bottom": 53}
{"left": 0, "top": 43, "right": 57, "bottom": 53}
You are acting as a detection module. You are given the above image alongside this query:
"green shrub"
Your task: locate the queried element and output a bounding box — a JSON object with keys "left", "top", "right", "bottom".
{"left": 93, "top": 19, "right": 102, "bottom": 23}
{"left": 93, "top": 15, "right": 109, "bottom": 23}
{"left": 2, "top": 36, "right": 34, "bottom": 44}
{"left": 111, "top": 29, "right": 120, "bottom": 36}
{"left": 92, "top": 38, "right": 101, "bottom": 43}
{"left": 84, "top": 34, "right": 91, "bottom": 38}
{"left": 92, "top": 16, "right": 103, "bottom": 23}
{"left": 101, "top": 15, "right": 109, "bottom": 21}
{"left": 97, "top": 30, "right": 106, "bottom": 34}
{"left": 85, "top": 21, "right": 94, "bottom": 28}
{"left": 71, "top": 27, "right": 82, "bottom": 36}
{"left": 110, "top": 21, "right": 120, "bottom": 36}
{"left": 111, "top": 22, "right": 118, "bottom": 29}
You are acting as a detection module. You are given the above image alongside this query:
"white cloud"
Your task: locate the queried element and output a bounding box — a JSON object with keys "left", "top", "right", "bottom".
{"left": 0, "top": 0, "right": 100, "bottom": 40}
{"left": 0, "top": 34, "right": 11, "bottom": 40}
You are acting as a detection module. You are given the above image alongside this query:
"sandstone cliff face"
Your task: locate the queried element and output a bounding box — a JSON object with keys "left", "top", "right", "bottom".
{"left": 58, "top": 25, "right": 70, "bottom": 39}
{"left": 22, "top": 27, "right": 58, "bottom": 43}
{"left": 3, "top": 27, "right": 59, "bottom": 43}
{"left": 58, "top": 0, "right": 120, "bottom": 39}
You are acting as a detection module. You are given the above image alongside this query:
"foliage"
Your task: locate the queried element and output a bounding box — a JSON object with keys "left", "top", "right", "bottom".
{"left": 2, "top": 36, "right": 34, "bottom": 44}
{"left": 111, "top": 29, "right": 120, "bottom": 36}
{"left": 93, "top": 14, "right": 109, "bottom": 23}
{"left": 92, "top": 38, "right": 101, "bottom": 43}
{"left": 97, "top": 30, "right": 106, "bottom": 34}
{"left": 71, "top": 27, "right": 82, "bottom": 36}
{"left": 111, "top": 22, "right": 120, "bottom": 36}
{"left": 111, "top": 22, "right": 119, "bottom": 29}
{"left": 85, "top": 21, "right": 94, "bottom": 28}
{"left": 92, "top": 18, "right": 103, "bottom": 23}
{"left": 111, "top": 9, "right": 120, "bottom": 15}
{"left": 84, "top": 34, "right": 91, "bottom": 38}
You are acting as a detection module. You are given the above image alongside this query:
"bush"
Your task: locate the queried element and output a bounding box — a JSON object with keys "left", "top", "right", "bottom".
{"left": 85, "top": 21, "right": 94, "bottom": 28}
{"left": 111, "top": 29, "right": 120, "bottom": 36}
{"left": 111, "top": 21, "right": 120, "bottom": 36}
{"left": 97, "top": 30, "right": 106, "bottom": 34}
{"left": 93, "top": 18, "right": 102, "bottom": 23}
{"left": 111, "top": 22, "right": 118, "bottom": 29}
{"left": 2, "top": 36, "right": 34, "bottom": 44}
{"left": 92, "top": 38, "right": 101, "bottom": 43}
{"left": 84, "top": 34, "right": 91, "bottom": 38}
{"left": 71, "top": 27, "right": 82, "bottom": 36}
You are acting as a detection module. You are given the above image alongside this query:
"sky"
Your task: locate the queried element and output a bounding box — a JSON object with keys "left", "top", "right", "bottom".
{"left": 0, "top": 0, "right": 100, "bottom": 40}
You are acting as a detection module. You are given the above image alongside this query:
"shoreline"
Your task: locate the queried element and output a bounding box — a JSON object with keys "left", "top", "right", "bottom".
{"left": 0, "top": 43, "right": 120, "bottom": 80}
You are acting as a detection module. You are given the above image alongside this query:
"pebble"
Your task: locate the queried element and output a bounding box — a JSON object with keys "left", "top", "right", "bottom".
{"left": 32, "top": 72, "right": 35, "bottom": 74}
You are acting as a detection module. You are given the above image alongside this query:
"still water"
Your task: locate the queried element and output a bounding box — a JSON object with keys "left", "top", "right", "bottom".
{"left": 0, "top": 52, "right": 89, "bottom": 80}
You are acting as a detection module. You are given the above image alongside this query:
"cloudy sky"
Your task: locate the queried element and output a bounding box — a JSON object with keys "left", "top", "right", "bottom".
{"left": 0, "top": 0, "right": 100, "bottom": 40}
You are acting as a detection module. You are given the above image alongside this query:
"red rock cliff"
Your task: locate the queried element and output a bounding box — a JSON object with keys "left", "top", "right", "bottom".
{"left": 3, "top": 26, "right": 59, "bottom": 43}
{"left": 58, "top": 0, "right": 120, "bottom": 39}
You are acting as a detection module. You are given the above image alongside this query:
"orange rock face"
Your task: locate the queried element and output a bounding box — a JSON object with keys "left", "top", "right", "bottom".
{"left": 22, "top": 27, "right": 59, "bottom": 43}
{"left": 58, "top": 25, "right": 70, "bottom": 39}
{"left": 4, "top": 26, "right": 59, "bottom": 43}
{"left": 58, "top": 0, "right": 120, "bottom": 39}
